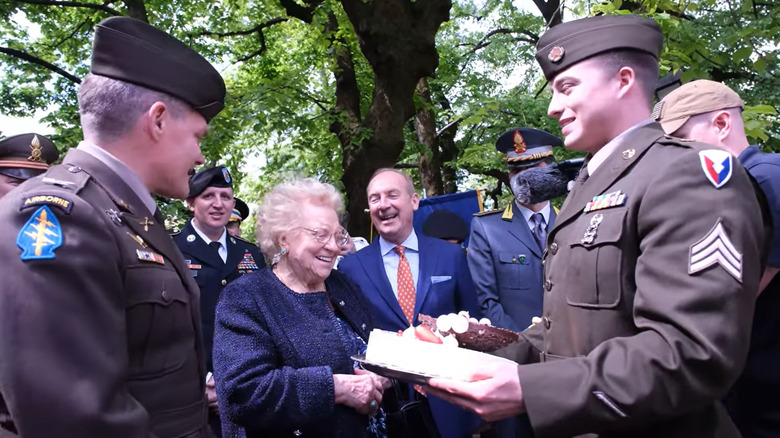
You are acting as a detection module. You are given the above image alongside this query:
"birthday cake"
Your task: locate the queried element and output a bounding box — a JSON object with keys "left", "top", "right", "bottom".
{"left": 364, "top": 315, "right": 516, "bottom": 380}
{"left": 418, "top": 313, "right": 519, "bottom": 352}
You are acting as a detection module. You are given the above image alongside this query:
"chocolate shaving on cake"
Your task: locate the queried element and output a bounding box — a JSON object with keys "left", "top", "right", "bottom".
{"left": 419, "top": 314, "right": 520, "bottom": 352}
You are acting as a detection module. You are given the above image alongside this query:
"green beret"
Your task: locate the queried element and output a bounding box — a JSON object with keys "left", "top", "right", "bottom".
{"left": 91, "top": 17, "right": 226, "bottom": 122}
{"left": 0, "top": 133, "right": 59, "bottom": 180}
{"left": 535, "top": 15, "right": 663, "bottom": 81}
{"left": 188, "top": 166, "right": 232, "bottom": 198}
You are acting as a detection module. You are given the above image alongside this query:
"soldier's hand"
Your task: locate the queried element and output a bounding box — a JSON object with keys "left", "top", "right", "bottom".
{"left": 425, "top": 359, "right": 525, "bottom": 422}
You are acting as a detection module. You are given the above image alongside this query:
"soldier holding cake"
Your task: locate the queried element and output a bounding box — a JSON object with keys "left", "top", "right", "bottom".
{"left": 422, "top": 14, "right": 767, "bottom": 438}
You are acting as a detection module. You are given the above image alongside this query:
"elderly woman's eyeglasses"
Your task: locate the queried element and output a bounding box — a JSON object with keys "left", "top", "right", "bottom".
{"left": 300, "top": 227, "right": 350, "bottom": 247}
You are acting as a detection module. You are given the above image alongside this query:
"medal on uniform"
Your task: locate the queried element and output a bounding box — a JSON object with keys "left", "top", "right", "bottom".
{"left": 581, "top": 213, "right": 604, "bottom": 245}
{"left": 238, "top": 250, "right": 259, "bottom": 271}
{"left": 583, "top": 190, "right": 627, "bottom": 213}
{"left": 136, "top": 249, "right": 164, "bottom": 265}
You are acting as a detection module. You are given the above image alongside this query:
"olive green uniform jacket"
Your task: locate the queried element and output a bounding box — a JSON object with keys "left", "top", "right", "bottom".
{"left": 0, "top": 149, "right": 210, "bottom": 438}
{"left": 498, "top": 123, "right": 766, "bottom": 437}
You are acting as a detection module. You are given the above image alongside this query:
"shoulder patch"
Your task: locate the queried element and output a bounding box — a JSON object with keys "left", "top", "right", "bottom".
{"left": 473, "top": 209, "right": 501, "bottom": 217}
{"left": 16, "top": 205, "right": 63, "bottom": 261}
{"left": 699, "top": 150, "right": 732, "bottom": 189}
{"left": 20, "top": 194, "right": 73, "bottom": 214}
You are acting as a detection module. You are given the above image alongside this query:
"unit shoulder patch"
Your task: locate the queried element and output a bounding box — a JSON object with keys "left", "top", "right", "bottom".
{"left": 698, "top": 150, "right": 732, "bottom": 189}
{"left": 689, "top": 218, "right": 742, "bottom": 282}
{"left": 16, "top": 205, "right": 63, "bottom": 261}
{"left": 20, "top": 194, "right": 74, "bottom": 214}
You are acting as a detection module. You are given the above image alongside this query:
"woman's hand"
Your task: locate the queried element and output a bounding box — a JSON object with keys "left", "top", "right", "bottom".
{"left": 355, "top": 367, "right": 391, "bottom": 391}
{"left": 333, "top": 371, "right": 385, "bottom": 415}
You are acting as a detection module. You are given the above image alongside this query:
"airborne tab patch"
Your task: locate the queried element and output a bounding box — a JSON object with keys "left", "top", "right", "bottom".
{"left": 689, "top": 219, "right": 742, "bottom": 282}
{"left": 20, "top": 194, "right": 73, "bottom": 214}
{"left": 17, "top": 206, "right": 63, "bottom": 261}
{"left": 699, "top": 150, "right": 732, "bottom": 189}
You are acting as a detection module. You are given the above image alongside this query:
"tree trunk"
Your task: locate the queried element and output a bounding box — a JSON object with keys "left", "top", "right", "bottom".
{"left": 122, "top": 0, "right": 148, "bottom": 22}
{"left": 336, "top": 0, "right": 452, "bottom": 239}
{"left": 415, "top": 77, "right": 444, "bottom": 197}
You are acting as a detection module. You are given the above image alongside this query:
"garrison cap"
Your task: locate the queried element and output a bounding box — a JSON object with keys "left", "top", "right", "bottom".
{"left": 91, "top": 17, "right": 226, "bottom": 122}
{"left": 229, "top": 197, "right": 249, "bottom": 223}
{"left": 0, "top": 133, "right": 59, "bottom": 180}
{"left": 535, "top": 15, "right": 663, "bottom": 81}
{"left": 654, "top": 80, "right": 745, "bottom": 135}
{"left": 496, "top": 128, "right": 562, "bottom": 169}
{"left": 188, "top": 166, "right": 232, "bottom": 199}
{"left": 422, "top": 210, "right": 468, "bottom": 243}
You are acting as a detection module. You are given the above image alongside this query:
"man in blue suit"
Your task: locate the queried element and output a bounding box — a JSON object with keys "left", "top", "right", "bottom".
{"left": 339, "top": 168, "right": 481, "bottom": 438}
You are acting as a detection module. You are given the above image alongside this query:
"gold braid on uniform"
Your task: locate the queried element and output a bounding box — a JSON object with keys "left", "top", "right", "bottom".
{"left": 505, "top": 151, "right": 554, "bottom": 163}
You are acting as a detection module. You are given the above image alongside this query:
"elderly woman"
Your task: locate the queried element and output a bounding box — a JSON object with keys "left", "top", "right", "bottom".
{"left": 213, "top": 178, "right": 388, "bottom": 438}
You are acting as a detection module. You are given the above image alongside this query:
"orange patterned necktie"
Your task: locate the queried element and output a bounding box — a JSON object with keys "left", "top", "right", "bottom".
{"left": 394, "top": 246, "right": 416, "bottom": 325}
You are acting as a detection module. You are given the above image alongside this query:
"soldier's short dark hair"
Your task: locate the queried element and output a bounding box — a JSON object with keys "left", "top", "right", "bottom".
{"left": 593, "top": 49, "right": 659, "bottom": 106}
{"left": 78, "top": 73, "right": 189, "bottom": 142}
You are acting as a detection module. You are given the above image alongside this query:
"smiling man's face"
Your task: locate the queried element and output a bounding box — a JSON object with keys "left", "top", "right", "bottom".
{"left": 367, "top": 170, "right": 419, "bottom": 246}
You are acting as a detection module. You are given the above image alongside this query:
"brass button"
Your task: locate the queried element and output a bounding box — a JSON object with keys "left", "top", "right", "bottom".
{"left": 541, "top": 259, "right": 546, "bottom": 266}
{"left": 544, "top": 280, "right": 552, "bottom": 291}
{"left": 550, "top": 242, "right": 558, "bottom": 255}
{"left": 221, "top": 279, "right": 227, "bottom": 286}
{"left": 542, "top": 316, "right": 551, "bottom": 329}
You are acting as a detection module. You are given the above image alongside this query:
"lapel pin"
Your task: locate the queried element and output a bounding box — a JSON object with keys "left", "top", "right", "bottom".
{"left": 139, "top": 217, "right": 154, "bottom": 232}
{"left": 105, "top": 209, "right": 123, "bottom": 226}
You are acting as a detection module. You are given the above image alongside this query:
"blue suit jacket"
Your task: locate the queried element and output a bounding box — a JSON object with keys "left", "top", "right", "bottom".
{"left": 467, "top": 202, "right": 556, "bottom": 332}
{"left": 338, "top": 234, "right": 481, "bottom": 438}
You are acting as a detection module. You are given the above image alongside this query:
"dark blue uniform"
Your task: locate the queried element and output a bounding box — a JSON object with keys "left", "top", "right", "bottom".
{"left": 173, "top": 220, "right": 265, "bottom": 371}
{"left": 727, "top": 145, "right": 780, "bottom": 438}
{"left": 468, "top": 202, "right": 556, "bottom": 332}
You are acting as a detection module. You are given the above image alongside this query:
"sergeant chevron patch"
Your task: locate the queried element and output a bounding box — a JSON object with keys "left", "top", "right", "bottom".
{"left": 688, "top": 219, "right": 742, "bottom": 282}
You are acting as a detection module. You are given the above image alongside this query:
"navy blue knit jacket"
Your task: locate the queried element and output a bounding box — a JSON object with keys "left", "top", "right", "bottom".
{"left": 213, "top": 267, "right": 375, "bottom": 438}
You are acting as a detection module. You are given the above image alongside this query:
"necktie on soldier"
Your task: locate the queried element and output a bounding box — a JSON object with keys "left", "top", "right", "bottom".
{"left": 209, "top": 241, "right": 224, "bottom": 264}
{"left": 531, "top": 213, "right": 547, "bottom": 251}
{"left": 394, "top": 246, "right": 416, "bottom": 326}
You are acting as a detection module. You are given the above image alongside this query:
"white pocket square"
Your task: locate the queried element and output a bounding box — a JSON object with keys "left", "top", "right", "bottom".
{"left": 431, "top": 275, "right": 452, "bottom": 284}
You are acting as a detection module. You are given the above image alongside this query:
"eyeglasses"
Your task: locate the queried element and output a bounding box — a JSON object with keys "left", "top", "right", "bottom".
{"left": 300, "top": 227, "right": 350, "bottom": 246}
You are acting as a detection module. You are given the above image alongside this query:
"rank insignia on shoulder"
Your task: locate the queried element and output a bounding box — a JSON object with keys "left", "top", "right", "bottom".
{"left": 473, "top": 209, "right": 500, "bottom": 217}
{"left": 136, "top": 249, "right": 165, "bottom": 265}
{"left": 699, "top": 150, "right": 732, "bottom": 189}
{"left": 20, "top": 194, "right": 73, "bottom": 214}
{"left": 583, "top": 190, "right": 626, "bottom": 213}
{"left": 16, "top": 205, "right": 63, "bottom": 261}
{"left": 501, "top": 204, "right": 514, "bottom": 221}
{"left": 689, "top": 218, "right": 742, "bottom": 282}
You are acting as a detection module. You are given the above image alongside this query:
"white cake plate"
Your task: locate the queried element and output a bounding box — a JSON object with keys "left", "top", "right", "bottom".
{"left": 352, "top": 354, "right": 436, "bottom": 385}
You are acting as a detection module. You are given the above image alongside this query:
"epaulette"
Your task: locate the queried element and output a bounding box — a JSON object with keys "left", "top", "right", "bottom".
{"left": 657, "top": 134, "right": 695, "bottom": 147}
{"left": 230, "top": 234, "right": 257, "bottom": 246}
{"left": 41, "top": 165, "right": 91, "bottom": 194}
{"left": 473, "top": 209, "right": 501, "bottom": 217}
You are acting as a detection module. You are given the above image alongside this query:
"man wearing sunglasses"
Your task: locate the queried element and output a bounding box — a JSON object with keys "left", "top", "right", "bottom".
{"left": 172, "top": 166, "right": 265, "bottom": 437}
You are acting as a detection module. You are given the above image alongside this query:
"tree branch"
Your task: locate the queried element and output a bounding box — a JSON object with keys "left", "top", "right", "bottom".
{"left": 0, "top": 47, "right": 81, "bottom": 83}
{"left": 196, "top": 18, "right": 288, "bottom": 38}
{"left": 471, "top": 28, "right": 538, "bottom": 53}
{"left": 13, "top": 0, "right": 120, "bottom": 15}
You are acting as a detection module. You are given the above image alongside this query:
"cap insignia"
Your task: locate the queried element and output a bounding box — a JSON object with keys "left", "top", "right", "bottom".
{"left": 222, "top": 168, "right": 231, "bottom": 183}
{"left": 28, "top": 135, "right": 43, "bottom": 163}
{"left": 548, "top": 46, "right": 565, "bottom": 63}
{"left": 513, "top": 131, "right": 527, "bottom": 154}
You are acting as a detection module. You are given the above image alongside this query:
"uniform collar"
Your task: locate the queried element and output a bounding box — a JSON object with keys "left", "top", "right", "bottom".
{"left": 587, "top": 118, "right": 654, "bottom": 176}
{"left": 191, "top": 220, "right": 227, "bottom": 247}
{"left": 77, "top": 141, "right": 157, "bottom": 214}
{"left": 515, "top": 201, "right": 551, "bottom": 225}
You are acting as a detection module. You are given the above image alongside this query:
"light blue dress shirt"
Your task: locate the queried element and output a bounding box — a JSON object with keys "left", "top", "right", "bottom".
{"left": 379, "top": 230, "right": 420, "bottom": 300}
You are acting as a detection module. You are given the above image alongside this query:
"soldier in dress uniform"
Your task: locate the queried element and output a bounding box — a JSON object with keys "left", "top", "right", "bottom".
{"left": 0, "top": 133, "right": 59, "bottom": 198}
{"left": 172, "top": 167, "right": 264, "bottom": 437}
{"left": 468, "top": 128, "right": 563, "bottom": 333}
{"left": 426, "top": 15, "right": 766, "bottom": 438}
{"left": 226, "top": 197, "right": 249, "bottom": 238}
{"left": 0, "top": 16, "right": 225, "bottom": 438}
